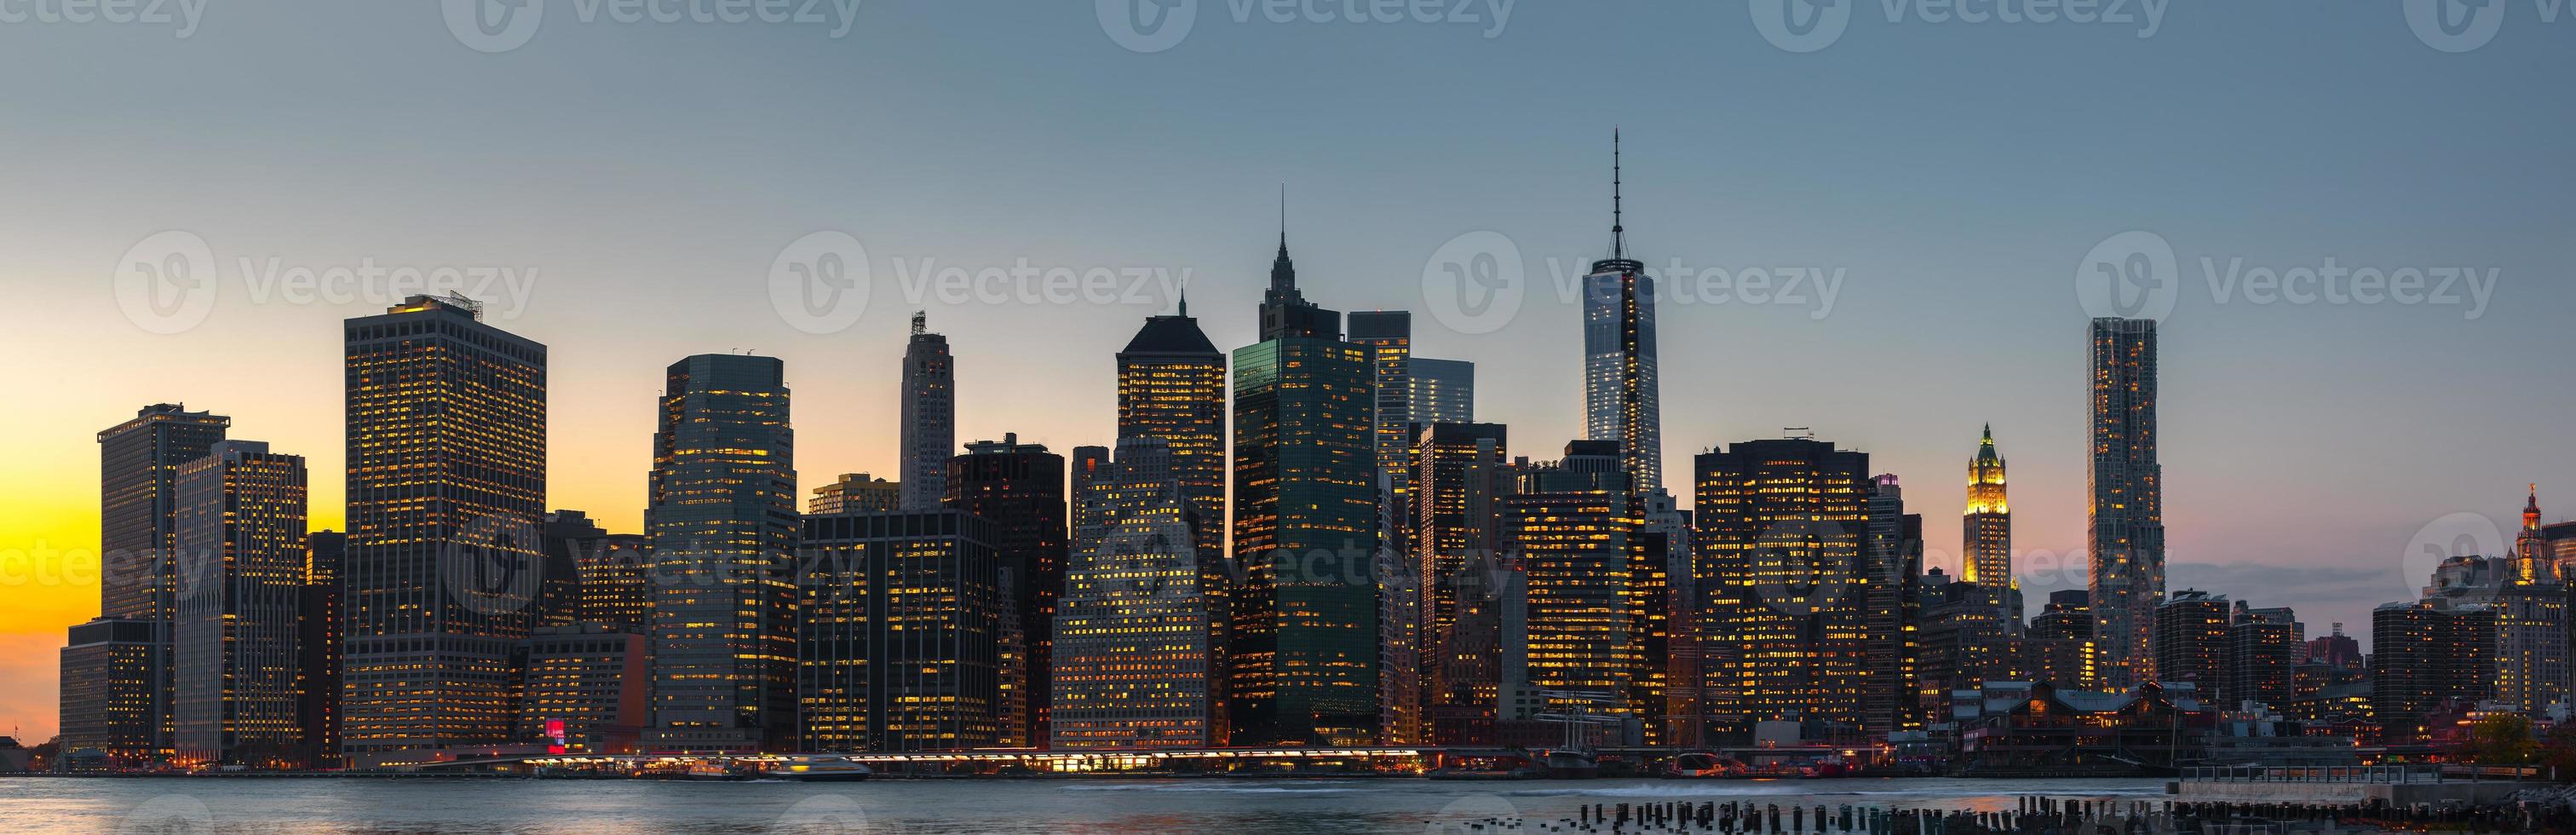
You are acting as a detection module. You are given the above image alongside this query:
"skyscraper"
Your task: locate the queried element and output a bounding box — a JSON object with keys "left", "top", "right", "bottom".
{"left": 298, "top": 532, "right": 343, "bottom": 768}
{"left": 1861, "top": 475, "right": 1923, "bottom": 738}
{"left": 1231, "top": 217, "right": 1380, "bottom": 746}
{"left": 1499, "top": 441, "right": 1662, "bottom": 744}
{"left": 1693, "top": 436, "right": 1871, "bottom": 735}
{"left": 173, "top": 441, "right": 308, "bottom": 769}
{"left": 2088, "top": 317, "right": 2164, "bottom": 686}
{"left": 2027, "top": 590, "right": 2099, "bottom": 689}
{"left": 946, "top": 434, "right": 1067, "bottom": 748}
{"left": 342, "top": 295, "right": 545, "bottom": 765}
{"left": 1409, "top": 422, "right": 1510, "bottom": 744}
{"left": 1963, "top": 425, "right": 2018, "bottom": 624}
{"left": 646, "top": 354, "right": 797, "bottom": 752}
{"left": 1053, "top": 436, "right": 1213, "bottom": 749}
{"left": 543, "top": 511, "right": 650, "bottom": 633}
{"left": 2494, "top": 486, "right": 2568, "bottom": 716}
{"left": 1409, "top": 357, "right": 1475, "bottom": 424}
{"left": 76, "top": 403, "right": 229, "bottom": 763}
{"left": 1116, "top": 298, "right": 1228, "bottom": 561}
{"left": 900, "top": 312, "right": 955, "bottom": 512}
{"left": 796, "top": 510, "right": 1004, "bottom": 752}
{"left": 1348, "top": 311, "right": 1414, "bottom": 497}
{"left": 1581, "top": 132, "right": 1662, "bottom": 493}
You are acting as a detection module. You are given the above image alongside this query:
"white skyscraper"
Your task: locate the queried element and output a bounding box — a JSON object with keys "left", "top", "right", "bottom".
{"left": 899, "top": 312, "right": 954, "bottom": 511}
{"left": 1580, "top": 131, "right": 1662, "bottom": 493}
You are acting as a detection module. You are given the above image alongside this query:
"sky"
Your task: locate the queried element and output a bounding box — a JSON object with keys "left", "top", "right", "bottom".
{"left": 1, "top": 2, "right": 2570, "bottom": 741}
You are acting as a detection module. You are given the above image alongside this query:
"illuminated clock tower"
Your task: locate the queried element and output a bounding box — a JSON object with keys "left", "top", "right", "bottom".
{"left": 1963, "top": 424, "right": 2019, "bottom": 625}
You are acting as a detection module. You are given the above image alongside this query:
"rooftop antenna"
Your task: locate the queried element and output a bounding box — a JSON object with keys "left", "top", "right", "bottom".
{"left": 1611, "top": 127, "right": 1625, "bottom": 261}
{"left": 1176, "top": 279, "right": 1189, "bottom": 317}
{"left": 1278, "top": 182, "right": 1288, "bottom": 248}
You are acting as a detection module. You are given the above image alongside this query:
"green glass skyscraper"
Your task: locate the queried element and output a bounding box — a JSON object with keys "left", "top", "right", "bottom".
{"left": 1228, "top": 222, "right": 1379, "bottom": 746}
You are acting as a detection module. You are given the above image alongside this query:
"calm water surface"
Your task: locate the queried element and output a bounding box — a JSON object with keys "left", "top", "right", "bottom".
{"left": 0, "top": 776, "right": 2170, "bottom": 834}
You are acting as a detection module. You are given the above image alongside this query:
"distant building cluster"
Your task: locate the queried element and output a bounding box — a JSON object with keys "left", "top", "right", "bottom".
{"left": 53, "top": 145, "right": 2572, "bottom": 773}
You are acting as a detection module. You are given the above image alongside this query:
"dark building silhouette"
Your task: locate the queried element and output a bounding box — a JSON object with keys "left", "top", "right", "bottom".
{"left": 72, "top": 403, "right": 230, "bottom": 764}
{"left": 946, "top": 434, "right": 1067, "bottom": 748}
{"left": 796, "top": 510, "right": 1004, "bottom": 752}
{"left": 646, "top": 354, "right": 796, "bottom": 752}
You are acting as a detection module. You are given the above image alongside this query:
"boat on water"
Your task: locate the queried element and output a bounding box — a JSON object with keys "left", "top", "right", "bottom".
{"left": 1529, "top": 748, "right": 1599, "bottom": 780}
{"left": 1660, "top": 752, "right": 1743, "bottom": 779}
{"left": 682, "top": 762, "right": 741, "bottom": 781}
{"left": 779, "top": 755, "right": 873, "bottom": 782}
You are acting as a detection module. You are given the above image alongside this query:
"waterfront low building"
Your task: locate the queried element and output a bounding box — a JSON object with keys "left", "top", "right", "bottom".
{"left": 517, "top": 625, "right": 650, "bottom": 754}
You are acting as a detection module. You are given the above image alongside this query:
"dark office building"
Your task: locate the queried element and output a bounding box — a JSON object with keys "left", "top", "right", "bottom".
{"left": 1693, "top": 437, "right": 1872, "bottom": 735}
{"left": 2372, "top": 599, "right": 2495, "bottom": 742}
{"left": 172, "top": 441, "right": 309, "bottom": 769}
{"left": 79, "top": 403, "right": 230, "bottom": 763}
{"left": 647, "top": 354, "right": 797, "bottom": 752}
{"left": 796, "top": 510, "right": 1005, "bottom": 752}
{"left": 945, "top": 434, "right": 1067, "bottom": 748}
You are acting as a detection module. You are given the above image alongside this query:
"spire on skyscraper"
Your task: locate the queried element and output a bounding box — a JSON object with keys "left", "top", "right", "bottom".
{"left": 1611, "top": 127, "right": 1625, "bottom": 261}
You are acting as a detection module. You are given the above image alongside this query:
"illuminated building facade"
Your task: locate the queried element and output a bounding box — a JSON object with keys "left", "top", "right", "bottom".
{"left": 1643, "top": 488, "right": 1699, "bottom": 745}
{"left": 1692, "top": 437, "right": 1870, "bottom": 735}
{"left": 1230, "top": 226, "right": 1380, "bottom": 746}
{"left": 2229, "top": 604, "right": 2301, "bottom": 710}
{"left": 1348, "top": 310, "right": 1414, "bottom": 500}
{"left": 173, "top": 441, "right": 309, "bottom": 769}
{"left": 1051, "top": 437, "right": 1213, "bottom": 749}
{"left": 60, "top": 619, "right": 159, "bottom": 768}
{"left": 1861, "top": 475, "right": 1923, "bottom": 738}
{"left": 82, "top": 403, "right": 230, "bottom": 763}
{"left": 569, "top": 530, "right": 650, "bottom": 634}
{"left": 1118, "top": 300, "right": 1228, "bottom": 560}
{"left": 1963, "top": 425, "right": 2019, "bottom": 624}
{"left": 1918, "top": 569, "right": 2024, "bottom": 720}
{"left": 342, "top": 295, "right": 546, "bottom": 763}
{"left": 647, "top": 354, "right": 797, "bottom": 752}
{"left": 899, "top": 313, "right": 954, "bottom": 512}
{"left": 2372, "top": 597, "right": 2494, "bottom": 741}
{"left": 946, "top": 434, "right": 1067, "bottom": 747}
{"left": 1500, "top": 441, "right": 1660, "bottom": 744}
{"left": 1581, "top": 134, "right": 1661, "bottom": 493}
{"left": 298, "top": 532, "right": 343, "bottom": 768}
{"left": 517, "top": 625, "right": 650, "bottom": 754}
{"left": 2152, "top": 590, "right": 2229, "bottom": 700}
{"left": 535, "top": 510, "right": 602, "bottom": 630}
{"left": 2494, "top": 486, "right": 2568, "bottom": 716}
{"left": 2089, "top": 317, "right": 2165, "bottom": 686}
{"left": 2027, "top": 590, "right": 2099, "bottom": 689}
{"left": 809, "top": 473, "right": 900, "bottom": 515}
{"left": 796, "top": 510, "right": 1004, "bottom": 753}
{"left": 1409, "top": 422, "right": 1510, "bottom": 744}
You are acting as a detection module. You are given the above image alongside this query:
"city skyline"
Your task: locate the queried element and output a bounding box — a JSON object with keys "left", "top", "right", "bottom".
{"left": 4, "top": 4, "right": 2571, "bottom": 744}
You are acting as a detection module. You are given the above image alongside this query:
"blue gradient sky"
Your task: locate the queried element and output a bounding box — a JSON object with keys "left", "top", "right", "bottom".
{"left": 1, "top": 3, "right": 2569, "bottom": 738}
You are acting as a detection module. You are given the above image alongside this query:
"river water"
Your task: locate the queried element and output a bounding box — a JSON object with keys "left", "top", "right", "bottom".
{"left": 0, "top": 775, "right": 2171, "bottom": 833}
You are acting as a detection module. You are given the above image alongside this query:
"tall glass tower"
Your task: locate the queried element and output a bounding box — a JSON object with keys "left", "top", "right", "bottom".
{"left": 647, "top": 354, "right": 796, "bottom": 752}
{"left": 342, "top": 295, "right": 545, "bottom": 763}
{"left": 2087, "top": 317, "right": 2163, "bottom": 686}
{"left": 1581, "top": 131, "right": 1662, "bottom": 493}
{"left": 1230, "top": 216, "right": 1380, "bottom": 746}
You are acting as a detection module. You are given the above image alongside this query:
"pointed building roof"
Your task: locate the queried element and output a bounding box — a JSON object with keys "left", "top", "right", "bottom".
{"left": 1121, "top": 312, "right": 1219, "bottom": 357}
{"left": 1975, "top": 423, "right": 2003, "bottom": 464}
